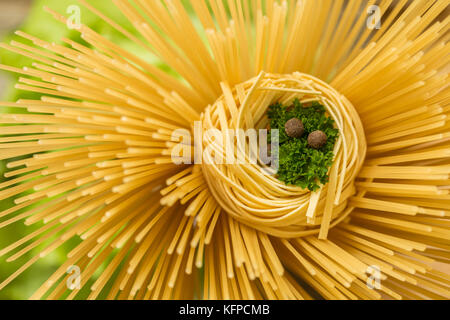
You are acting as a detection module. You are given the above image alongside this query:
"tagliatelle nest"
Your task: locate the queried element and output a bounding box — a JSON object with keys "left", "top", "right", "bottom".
{"left": 0, "top": 0, "right": 449, "bottom": 300}
{"left": 195, "top": 72, "right": 366, "bottom": 238}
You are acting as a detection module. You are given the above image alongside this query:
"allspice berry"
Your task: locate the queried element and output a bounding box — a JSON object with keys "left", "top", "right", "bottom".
{"left": 285, "top": 118, "right": 304, "bottom": 138}
{"left": 308, "top": 130, "right": 327, "bottom": 149}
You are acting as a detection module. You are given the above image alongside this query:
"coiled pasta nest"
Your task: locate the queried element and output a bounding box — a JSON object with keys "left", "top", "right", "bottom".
{"left": 201, "top": 72, "right": 366, "bottom": 238}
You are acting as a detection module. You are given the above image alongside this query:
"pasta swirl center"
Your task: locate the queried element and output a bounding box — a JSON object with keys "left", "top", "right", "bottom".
{"left": 200, "top": 72, "right": 367, "bottom": 238}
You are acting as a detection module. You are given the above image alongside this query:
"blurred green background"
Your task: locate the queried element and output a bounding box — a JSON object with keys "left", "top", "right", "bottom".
{"left": 0, "top": 0, "right": 184, "bottom": 300}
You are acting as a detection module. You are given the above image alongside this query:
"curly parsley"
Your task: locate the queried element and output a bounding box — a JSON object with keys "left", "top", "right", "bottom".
{"left": 267, "top": 99, "right": 339, "bottom": 191}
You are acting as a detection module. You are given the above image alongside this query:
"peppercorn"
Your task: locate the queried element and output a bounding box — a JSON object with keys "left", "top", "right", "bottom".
{"left": 285, "top": 118, "right": 304, "bottom": 138}
{"left": 307, "top": 130, "right": 327, "bottom": 149}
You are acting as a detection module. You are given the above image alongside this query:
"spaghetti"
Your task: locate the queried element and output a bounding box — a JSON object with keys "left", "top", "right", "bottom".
{"left": 0, "top": 0, "right": 448, "bottom": 300}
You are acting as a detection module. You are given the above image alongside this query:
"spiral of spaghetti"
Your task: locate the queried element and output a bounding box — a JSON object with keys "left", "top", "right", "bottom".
{"left": 201, "top": 72, "right": 367, "bottom": 238}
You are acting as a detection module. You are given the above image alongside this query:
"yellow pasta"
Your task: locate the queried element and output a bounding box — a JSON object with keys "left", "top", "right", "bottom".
{"left": 0, "top": 0, "right": 448, "bottom": 300}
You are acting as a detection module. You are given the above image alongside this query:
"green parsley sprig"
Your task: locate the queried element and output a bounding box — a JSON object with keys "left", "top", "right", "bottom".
{"left": 267, "top": 99, "right": 339, "bottom": 191}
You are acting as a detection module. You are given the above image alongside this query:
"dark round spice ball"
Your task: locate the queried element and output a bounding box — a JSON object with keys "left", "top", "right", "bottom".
{"left": 285, "top": 118, "right": 304, "bottom": 138}
{"left": 308, "top": 130, "right": 327, "bottom": 149}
